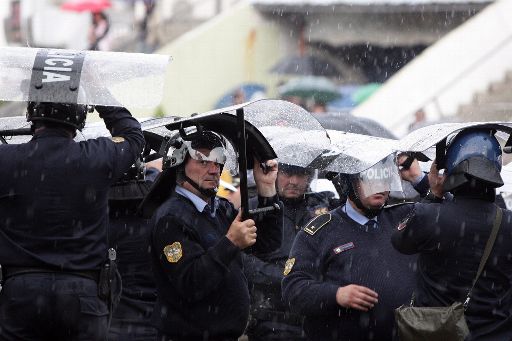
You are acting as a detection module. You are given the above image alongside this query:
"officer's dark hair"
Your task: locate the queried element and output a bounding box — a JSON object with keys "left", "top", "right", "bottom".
{"left": 443, "top": 128, "right": 503, "bottom": 193}
{"left": 27, "top": 102, "right": 88, "bottom": 132}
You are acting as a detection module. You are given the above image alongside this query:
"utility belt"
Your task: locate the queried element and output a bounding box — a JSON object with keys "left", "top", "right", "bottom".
{"left": 251, "top": 309, "right": 304, "bottom": 326}
{"left": 0, "top": 248, "right": 121, "bottom": 308}
{"left": 2, "top": 267, "right": 100, "bottom": 282}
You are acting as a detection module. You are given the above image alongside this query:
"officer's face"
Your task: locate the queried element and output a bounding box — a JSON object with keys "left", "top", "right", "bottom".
{"left": 184, "top": 148, "right": 222, "bottom": 191}
{"left": 354, "top": 180, "right": 389, "bottom": 208}
{"left": 359, "top": 192, "right": 389, "bottom": 209}
{"left": 277, "top": 171, "right": 310, "bottom": 199}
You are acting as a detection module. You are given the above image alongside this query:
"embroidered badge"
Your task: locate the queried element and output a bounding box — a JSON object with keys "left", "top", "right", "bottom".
{"left": 314, "top": 207, "right": 329, "bottom": 216}
{"left": 283, "top": 258, "right": 295, "bottom": 276}
{"left": 163, "top": 242, "right": 183, "bottom": 263}
{"left": 333, "top": 242, "right": 355, "bottom": 254}
{"left": 111, "top": 136, "right": 125, "bottom": 143}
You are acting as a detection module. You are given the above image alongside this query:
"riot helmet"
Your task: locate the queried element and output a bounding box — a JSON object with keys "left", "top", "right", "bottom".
{"left": 330, "top": 154, "right": 402, "bottom": 218}
{"left": 279, "top": 163, "right": 315, "bottom": 178}
{"left": 139, "top": 129, "right": 228, "bottom": 218}
{"left": 443, "top": 128, "right": 503, "bottom": 192}
{"left": 27, "top": 102, "right": 89, "bottom": 131}
{"left": 164, "top": 130, "right": 227, "bottom": 198}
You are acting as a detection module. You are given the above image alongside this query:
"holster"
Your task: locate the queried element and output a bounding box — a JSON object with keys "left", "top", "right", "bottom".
{"left": 98, "top": 249, "right": 122, "bottom": 309}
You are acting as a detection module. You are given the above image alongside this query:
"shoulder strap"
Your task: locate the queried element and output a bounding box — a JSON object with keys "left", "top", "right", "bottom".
{"left": 464, "top": 206, "right": 503, "bottom": 309}
{"left": 303, "top": 213, "right": 331, "bottom": 236}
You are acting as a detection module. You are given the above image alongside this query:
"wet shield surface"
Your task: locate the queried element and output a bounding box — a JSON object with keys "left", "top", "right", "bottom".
{"left": 0, "top": 47, "right": 170, "bottom": 108}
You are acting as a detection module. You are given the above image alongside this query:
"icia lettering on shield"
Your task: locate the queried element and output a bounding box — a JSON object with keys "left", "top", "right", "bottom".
{"left": 42, "top": 50, "right": 78, "bottom": 83}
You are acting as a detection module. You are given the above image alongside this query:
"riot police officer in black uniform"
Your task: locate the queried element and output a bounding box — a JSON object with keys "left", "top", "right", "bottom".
{"left": 145, "top": 130, "right": 281, "bottom": 341}
{"left": 108, "top": 161, "right": 161, "bottom": 341}
{"left": 392, "top": 129, "right": 512, "bottom": 340}
{"left": 244, "top": 163, "right": 339, "bottom": 340}
{"left": 282, "top": 156, "right": 418, "bottom": 341}
{"left": 0, "top": 101, "right": 144, "bottom": 340}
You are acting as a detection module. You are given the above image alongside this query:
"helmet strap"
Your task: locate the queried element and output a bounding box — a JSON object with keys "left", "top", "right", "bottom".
{"left": 183, "top": 174, "right": 218, "bottom": 199}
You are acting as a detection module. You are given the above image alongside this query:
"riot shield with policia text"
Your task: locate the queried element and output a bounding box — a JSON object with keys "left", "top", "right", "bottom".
{"left": 0, "top": 47, "right": 169, "bottom": 108}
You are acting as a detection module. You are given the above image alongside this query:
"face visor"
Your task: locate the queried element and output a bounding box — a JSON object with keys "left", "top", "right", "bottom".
{"left": 355, "top": 154, "right": 402, "bottom": 197}
{"left": 183, "top": 141, "right": 227, "bottom": 165}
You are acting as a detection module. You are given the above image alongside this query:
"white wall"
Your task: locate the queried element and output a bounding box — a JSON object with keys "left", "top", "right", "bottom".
{"left": 352, "top": 0, "right": 512, "bottom": 137}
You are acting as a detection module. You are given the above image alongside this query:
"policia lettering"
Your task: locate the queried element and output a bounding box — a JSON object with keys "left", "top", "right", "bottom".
{"left": 29, "top": 49, "right": 86, "bottom": 104}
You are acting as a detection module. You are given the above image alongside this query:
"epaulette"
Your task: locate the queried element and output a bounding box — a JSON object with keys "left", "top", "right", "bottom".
{"left": 303, "top": 213, "right": 331, "bottom": 236}
{"left": 383, "top": 201, "right": 415, "bottom": 209}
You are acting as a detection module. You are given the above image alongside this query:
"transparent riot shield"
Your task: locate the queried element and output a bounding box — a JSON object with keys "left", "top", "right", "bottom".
{"left": 0, "top": 47, "right": 170, "bottom": 108}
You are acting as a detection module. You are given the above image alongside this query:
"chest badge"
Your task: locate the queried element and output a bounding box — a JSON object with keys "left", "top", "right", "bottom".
{"left": 283, "top": 258, "right": 295, "bottom": 276}
{"left": 163, "top": 242, "right": 183, "bottom": 263}
{"left": 333, "top": 242, "right": 355, "bottom": 254}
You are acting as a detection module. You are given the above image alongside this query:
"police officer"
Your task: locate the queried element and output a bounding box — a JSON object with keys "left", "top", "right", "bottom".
{"left": 282, "top": 155, "right": 417, "bottom": 341}
{"left": 244, "top": 163, "right": 339, "bottom": 340}
{"left": 108, "top": 160, "right": 162, "bottom": 341}
{"left": 147, "top": 130, "right": 281, "bottom": 341}
{"left": 0, "top": 101, "right": 144, "bottom": 340}
{"left": 392, "top": 128, "right": 512, "bottom": 340}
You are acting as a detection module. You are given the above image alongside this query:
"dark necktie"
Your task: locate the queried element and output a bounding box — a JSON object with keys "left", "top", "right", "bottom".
{"left": 203, "top": 204, "right": 211, "bottom": 214}
{"left": 365, "top": 220, "right": 378, "bottom": 230}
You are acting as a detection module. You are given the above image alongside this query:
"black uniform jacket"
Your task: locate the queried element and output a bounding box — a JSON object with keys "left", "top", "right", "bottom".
{"left": 244, "top": 192, "right": 338, "bottom": 313}
{"left": 392, "top": 198, "right": 512, "bottom": 341}
{"left": 0, "top": 106, "right": 144, "bottom": 271}
{"left": 282, "top": 204, "right": 417, "bottom": 341}
{"left": 150, "top": 191, "right": 281, "bottom": 339}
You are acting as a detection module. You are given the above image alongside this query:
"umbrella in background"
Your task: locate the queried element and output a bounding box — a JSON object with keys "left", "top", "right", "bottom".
{"left": 270, "top": 55, "right": 342, "bottom": 78}
{"left": 313, "top": 112, "right": 397, "bottom": 139}
{"left": 351, "top": 83, "right": 381, "bottom": 105}
{"left": 61, "top": 0, "right": 111, "bottom": 12}
{"left": 278, "top": 76, "right": 341, "bottom": 104}
{"left": 214, "top": 83, "right": 266, "bottom": 109}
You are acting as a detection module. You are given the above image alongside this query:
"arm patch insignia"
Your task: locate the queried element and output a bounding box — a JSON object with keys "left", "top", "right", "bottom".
{"left": 163, "top": 242, "right": 183, "bottom": 263}
{"left": 397, "top": 207, "right": 416, "bottom": 231}
{"left": 111, "top": 136, "right": 125, "bottom": 143}
{"left": 303, "top": 213, "right": 331, "bottom": 236}
{"left": 283, "top": 258, "right": 295, "bottom": 276}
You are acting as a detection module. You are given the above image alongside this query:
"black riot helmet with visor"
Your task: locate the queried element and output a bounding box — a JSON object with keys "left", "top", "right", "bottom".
{"left": 330, "top": 154, "right": 402, "bottom": 218}
{"left": 163, "top": 130, "right": 227, "bottom": 198}
{"left": 442, "top": 128, "right": 503, "bottom": 196}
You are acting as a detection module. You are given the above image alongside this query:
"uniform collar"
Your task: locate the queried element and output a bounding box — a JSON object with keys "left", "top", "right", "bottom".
{"left": 343, "top": 201, "right": 378, "bottom": 226}
{"left": 32, "top": 127, "right": 73, "bottom": 140}
{"left": 175, "top": 185, "right": 218, "bottom": 217}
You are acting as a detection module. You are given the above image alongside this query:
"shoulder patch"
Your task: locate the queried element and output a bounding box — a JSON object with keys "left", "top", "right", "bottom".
{"left": 283, "top": 258, "right": 295, "bottom": 276}
{"left": 314, "top": 207, "right": 329, "bottom": 216}
{"left": 111, "top": 136, "right": 125, "bottom": 143}
{"left": 303, "top": 213, "right": 331, "bottom": 236}
{"left": 163, "top": 242, "right": 183, "bottom": 263}
{"left": 384, "top": 201, "right": 415, "bottom": 209}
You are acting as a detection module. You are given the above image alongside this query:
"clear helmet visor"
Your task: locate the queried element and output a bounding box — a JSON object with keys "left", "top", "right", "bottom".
{"left": 183, "top": 141, "right": 227, "bottom": 165}
{"left": 356, "top": 154, "right": 402, "bottom": 197}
